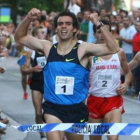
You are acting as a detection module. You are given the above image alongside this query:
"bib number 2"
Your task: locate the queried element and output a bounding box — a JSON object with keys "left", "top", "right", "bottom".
{"left": 102, "top": 80, "right": 107, "bottom": 87}
{"left": 96, "top": 74, "right": 112, "bottom": 88}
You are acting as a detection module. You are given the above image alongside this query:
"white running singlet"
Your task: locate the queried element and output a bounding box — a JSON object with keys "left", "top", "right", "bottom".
{"left": 89, "top": 53, "right": 121, "bottom": 97}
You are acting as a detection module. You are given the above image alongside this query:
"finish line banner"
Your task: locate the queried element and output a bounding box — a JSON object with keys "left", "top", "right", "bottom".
{"left": 0, "top": 122, "right": 140, "bottom": 136}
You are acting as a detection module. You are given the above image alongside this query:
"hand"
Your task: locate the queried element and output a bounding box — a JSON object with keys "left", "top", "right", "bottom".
{"left": 33, "top": 65, "right": 43, "bottom": 72}
{"left": 116, "top": 83, "right": 128, "bottom": 95}
{"left": 0, "top": 49, "right": 10, "bottom": 57}
{"left": 89, "top": 13, "right": 100, "bottom": 26}
{"left": 27, "top": 8, "right": 41, "bottom": 20}
{"left": 116, "top": 35, "right": 123, "bottom": 40}
{"left": 0, "top": 66, "right": 6, "bottom": 73}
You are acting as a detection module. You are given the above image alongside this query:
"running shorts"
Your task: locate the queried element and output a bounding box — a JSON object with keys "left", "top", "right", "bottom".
{"left": 42, "top": 100, "right": 89, "bottom": 123}
{"left": 87, "top": 95, "right": 125, "bottom": 119}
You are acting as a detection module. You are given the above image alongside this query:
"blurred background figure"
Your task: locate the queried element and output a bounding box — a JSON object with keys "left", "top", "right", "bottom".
{"left": 64, "top": 0, "right": 81, "bottom": 15}
{"left": 79, "top": 10, "right": 90, "bottom": 41}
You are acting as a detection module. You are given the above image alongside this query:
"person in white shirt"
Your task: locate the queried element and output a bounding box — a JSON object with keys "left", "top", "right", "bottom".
{"left": 87, "top": 19, "right": 132, "bottom": 140}
{"left": 67, "top": 0, "right": 81, "bottom": 15}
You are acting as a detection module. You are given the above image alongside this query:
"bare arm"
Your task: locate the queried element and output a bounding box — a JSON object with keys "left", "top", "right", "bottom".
{"left": 21, "top": 51, "right": 42, "bottom": 74}
{"left": 129, "top": 52, "right": 140, "bottom": 70}
{"left": 14, "top": 8, "right": 52, "bottom": 54}
{"left": 82, "top": 13, "right": 119, "bottom": 56}
{"left": 116, "top": 49, "right": 132, "bottom": 95}
{"left": 120, "top": 49, "right": 132, "bottom": 86}
{"left": 117, "top": 35, "right": 132, "bottom": 44}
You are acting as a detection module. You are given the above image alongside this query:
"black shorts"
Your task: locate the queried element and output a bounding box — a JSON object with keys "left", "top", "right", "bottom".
{"left": 42, "top": 100, "right": 89, "bottom": 123}
{"left": 30, "top": 81, "right": 44, "bottom": 94}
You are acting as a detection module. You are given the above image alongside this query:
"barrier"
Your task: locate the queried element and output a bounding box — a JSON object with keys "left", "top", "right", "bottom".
{"left": 0, "top": 122, "right": 140, "bottom": 136}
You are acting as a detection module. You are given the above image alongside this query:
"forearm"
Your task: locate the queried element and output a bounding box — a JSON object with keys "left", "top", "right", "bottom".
{"left": 121, "top": 38, "right": 132, "bottom": 44}
{"left": 22, "top": 67, "right": 34, "bottom": 75}
{"left": 124, "top": 72, "right": 132, "bottom": 86}
{"left": 100, "top": 26, "right": 119, "bottom": 53}
{"left": 15, "top": 16, "right": 31, "bottom": 42}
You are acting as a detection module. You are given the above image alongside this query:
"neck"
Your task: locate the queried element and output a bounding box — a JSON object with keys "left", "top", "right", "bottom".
{"left": 125, "top": 25, "right": 130, "bottom": 29}
{"left": 57, "top": 39, "right": 76, "bottom": 55}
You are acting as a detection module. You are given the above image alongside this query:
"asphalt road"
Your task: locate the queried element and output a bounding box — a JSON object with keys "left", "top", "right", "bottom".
{"left": 0, "top": 57, "right": 140, "bottom": 140}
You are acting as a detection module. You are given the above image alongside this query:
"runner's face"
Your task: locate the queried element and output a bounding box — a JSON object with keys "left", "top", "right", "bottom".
{"left": 95, "top": 25, "right": 110, "bottom": 44}
{"left": 56, "top": 16, "right": 76, "bottom": 40}
{"left": 37, "top": 29, "right": 46, "bottom": 39}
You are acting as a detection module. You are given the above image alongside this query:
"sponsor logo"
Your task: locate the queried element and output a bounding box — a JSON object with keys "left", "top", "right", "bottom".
{"left": 80, "top": 119, "right": 85, "bottom": 123}
{"left": 93, "top": 56, "right": 102, "bottom": 63}
{"left": 65, "top": 58, "right": 75, "bottom": 62}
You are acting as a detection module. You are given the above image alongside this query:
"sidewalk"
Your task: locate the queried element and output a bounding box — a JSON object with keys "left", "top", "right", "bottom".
{"left": 0, "top": 111, "right": 27, "bottom": 140}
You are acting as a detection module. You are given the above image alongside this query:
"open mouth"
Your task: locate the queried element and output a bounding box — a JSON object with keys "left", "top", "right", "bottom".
{"left": 61, "top": 30, "right": 68, "bottom": 35}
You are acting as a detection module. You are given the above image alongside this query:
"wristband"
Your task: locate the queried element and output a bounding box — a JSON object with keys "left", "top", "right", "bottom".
{"left": 97, "top": 22, "right": 104, "bottom": 29}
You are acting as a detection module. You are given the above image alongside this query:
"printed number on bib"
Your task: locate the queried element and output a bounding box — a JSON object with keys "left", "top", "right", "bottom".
{"left": 96, "top": 74, "right": 113, "bottom": 88}
{"left": 36, "top": 57, "right": 46, "bottom": 68}
{"left": 55, "top": 76, "right": 75, "bottom": 95}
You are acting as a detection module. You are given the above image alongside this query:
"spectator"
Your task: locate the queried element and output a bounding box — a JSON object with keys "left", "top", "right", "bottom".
{"left": 130, "top": 8, "right": 140, "bottom": 25}
{"left": 111, "top": 22, "right": 120, "bottom": 45}
{"left": 76, "top": 12, "right": 83, "bottom": 25}
{"left": 116, "top": 14, "right": 123, "bottom": 24}
{"left": 67, "top": 0, "right": 81, "bottom": 15}
{"left": 118, "top": 16, "right": 137, "bottom": 94}
{"left": 79, "top": 10, "right": 90, "bottom": 41}
{"left": 131, "top": 20, "right": 140, "bottom": 95}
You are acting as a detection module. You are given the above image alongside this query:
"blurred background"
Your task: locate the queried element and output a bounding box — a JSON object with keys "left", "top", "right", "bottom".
{"left": 0, "top": 0, "right": 140, "bottom": 25}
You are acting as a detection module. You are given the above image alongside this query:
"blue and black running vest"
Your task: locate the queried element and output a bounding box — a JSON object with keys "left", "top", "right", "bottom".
{"left": 43, "top": 42, "right": 89, "bottom": 105}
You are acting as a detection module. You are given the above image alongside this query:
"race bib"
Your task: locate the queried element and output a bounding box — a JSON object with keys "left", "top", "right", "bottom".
{"left": 96, "top": 74, "right": 113, "bottom": 88}
{"left": 36, "top": 56, "right": 46, "bottom": 68}
{"left": 55, "top": 76, "right": 75, "bottom": 95}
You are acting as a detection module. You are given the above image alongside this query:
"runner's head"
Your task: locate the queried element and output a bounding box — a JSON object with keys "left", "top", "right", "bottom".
{"left": 54, "top": 11, "right": 79, "bottom": 30}
{"left": 93, "top": 19, "right": 111, "bottom": 44}
{"left": 54, "top": 11, "right": 79, "bottom": 40}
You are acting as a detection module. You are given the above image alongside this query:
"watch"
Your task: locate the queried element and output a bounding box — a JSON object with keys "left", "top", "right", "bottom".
{"left": 97, "top": 22, "right": 104, "bottom": 29}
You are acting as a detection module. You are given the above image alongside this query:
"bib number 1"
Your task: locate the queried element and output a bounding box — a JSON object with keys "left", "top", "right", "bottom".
{"left": 55, "top": 76, "right": 75, "bottom": 95}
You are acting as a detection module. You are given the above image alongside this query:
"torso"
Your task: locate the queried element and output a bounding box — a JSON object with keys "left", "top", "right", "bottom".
{"left": 89, "top": 53, "right": 121, "bottom": 97}
{"left": 43, "top": 42, "right": 89, "bottom": 105}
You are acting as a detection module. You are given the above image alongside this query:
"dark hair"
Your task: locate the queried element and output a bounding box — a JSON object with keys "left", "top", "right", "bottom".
{"left": 32, "top": 26, "right": 44, "bottom": 36}
{"left": 120, "top": 9, "right": 128, "bottom": 16}
{"left": 93, "top": 19, "right": 111, "bottom": 33}
{"left": 54, "top": 10, "right": 79, "bottom": 30}
{"left": 135, "top": 20, "right": 140, "bottom": 25}
{"left": 111, "top": 22, "right": 119, "bottom": 34}
{"left": 40, "top": 15, "right": 46, "bottom": 22}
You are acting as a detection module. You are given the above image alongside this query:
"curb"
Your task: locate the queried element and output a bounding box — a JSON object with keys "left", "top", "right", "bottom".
{"left": 0, "top": 112, "right": 27, "bottom": 140}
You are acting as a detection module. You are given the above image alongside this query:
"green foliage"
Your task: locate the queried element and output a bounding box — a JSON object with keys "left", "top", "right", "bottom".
{"left": 114, "top": 0, "right": 121, "bottom": 9}
{"left": 18, "top": 0, "right": 64, "bottom": 14}
{"left": 0, "top": 0, "right": 64, "bottom": 15}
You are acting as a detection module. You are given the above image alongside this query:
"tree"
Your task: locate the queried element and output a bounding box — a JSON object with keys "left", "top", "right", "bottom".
{"left": 0, "top": 0, "right": 64, "bottom": 25}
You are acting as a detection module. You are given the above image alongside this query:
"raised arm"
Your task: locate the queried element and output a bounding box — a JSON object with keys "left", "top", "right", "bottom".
{"left": 14, "top": 8, "right": 52, "bottom": 53}
{"left": 83, "top": 13, "right": 120, "bottom": 56}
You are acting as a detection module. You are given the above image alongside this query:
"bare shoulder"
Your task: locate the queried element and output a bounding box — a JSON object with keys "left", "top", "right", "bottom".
{"left": 135, "top": 52, "right": 140, "bottom": 60}
{"left": 79, "top": 41, "right": 95, "bottom": 47}
{"left": 41, "top": 40, "right": 53, "bottom": 47}
{"left": 41, "top": 40, "right": 53, "bottom": 57}
{"left": 117, "top": 48, "right": 125, "bottom": 58}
